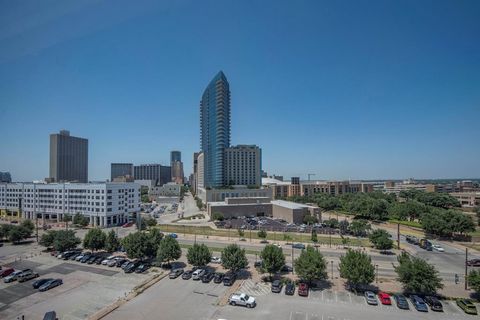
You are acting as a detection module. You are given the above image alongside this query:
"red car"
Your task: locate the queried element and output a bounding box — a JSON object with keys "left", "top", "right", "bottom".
{"left": 122, "top": 222, "right": 134, "bottom": 228}
{"left": 378, "top": 292, "right": 391, "bottom": 305}
{"left": 298, "top": 283, "right": 309, "bottom": 297}
{"left": 0, "top": 267, "right": 15, "bottom": 278}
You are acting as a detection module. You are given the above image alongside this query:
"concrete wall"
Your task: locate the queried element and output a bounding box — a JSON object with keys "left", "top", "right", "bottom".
{"left": 207, "top": 203, "right": 272, "bottom": 219}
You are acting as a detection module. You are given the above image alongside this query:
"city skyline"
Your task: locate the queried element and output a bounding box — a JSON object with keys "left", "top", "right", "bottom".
{"left": 1, "top": 0, "right": 479, "bottom": 182}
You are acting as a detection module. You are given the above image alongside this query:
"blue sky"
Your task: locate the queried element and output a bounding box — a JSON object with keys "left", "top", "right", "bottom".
{"left": 0, "top": 0, "right": 479, "bottom": 182}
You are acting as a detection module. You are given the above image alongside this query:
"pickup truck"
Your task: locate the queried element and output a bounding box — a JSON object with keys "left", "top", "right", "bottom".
{"left": 228, "top": 293, "right": 256, "bottom": 308}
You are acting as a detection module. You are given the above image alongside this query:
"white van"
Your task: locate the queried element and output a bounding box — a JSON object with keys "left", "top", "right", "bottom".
{"left": 192, "top": 269, "right": 205, "bottom": 280}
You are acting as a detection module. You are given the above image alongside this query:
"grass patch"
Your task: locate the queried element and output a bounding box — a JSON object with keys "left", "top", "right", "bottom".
{"left": 157, "top": 224, "right": 370, "bottom": 247}
{"left": 468, "top": 229, "right": 480, "bottom": 237}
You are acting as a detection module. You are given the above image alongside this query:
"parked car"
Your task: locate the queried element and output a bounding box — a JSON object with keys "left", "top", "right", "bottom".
{"left": 102, "top": 256, "right": 116, "bottom": 265}
{"left": 107, "top": 259, "right": 119, "bottom": 267}
{"left": 364, "top": 291, "right": 378, "bottom": 305}
{"left": 271, "top": 279, "right": 283, "bottom": 293}
{"left": 213, "top": 272, "right": 224, "bottom": 283}
{"left": 281, "top": 265, "right": 293, "bottom": 273}
{"left": 39, "top": 278, "right": 63, "bottom": 292}
{"left": 75, "top": 252, "right": 91, "bottom": 262}
{"left": 169, "top": 268, "right": 184, "bottom": 279}
{"left": 228, "top": 293, "right": 256, "bottom": 308}
{"left": 135, "top": 263, "right": 151, "bottom": 273}
{"left": 94, "top": 256, "right": 104, "bottom": 264}
{"left": 457, "top": 299, "right": 478, "bottom": 315}
{"left": 223, "top": 272, "right": 236, "bottom": 286}
{"left": 393, "top": 293, "right": 409, "bottom": 310}
{"left": 285, "top": 281, "right": 295, "bottom": 295}
{"left": 69, "top": 252, "right": 82, "bottom": 260}
{"left": 32, "top": 278, "right": 54, "bottom": 289}
{"left": 410, "top": 295, "right": 428, "bottom": 312}
{"left": 121, "top": 260, "right": 131, "bottom": 269}
{"left": 254, "top": 260, "right": 263, "bottom": 268}
{"left": 122, "top": 222, "right": 134, "bottom": 228}
{"left": 378, "top": 292, "right": 391, "bottom": 305}
{"left": 114, "top": 259, "right": 127, "bottom": 267}
{"left": 211, "top": 256, "right": 222, "bottom": 264}
{"left": 192, "top": 269, "right": 206, "bottom": 280}
{"left": 4, "top": 270, "right": 22, "bottom": 283}
{"left": 467, "top": 259, "right": 480, "bottom": 267}
{"left": 201, "top": 271, "right": 214, "bottom": 283}
{"left": 0, "top": 267, "right": 14, "bottom": 278}
{"left": 168, "top": 233, "right": 178, "bottom": 239}
{"left": 80, "top": 254, "right": 92, "bottom": 263}
{"left": 298, "top": 283, "right": 309, "bottom": 297}
{"left": 124, "top": 261, "right": 140, "bottom": 273}
{"left": 292, "top": 243, "right": 305, "bottom": 250}
{"left": 424, "top": 296, "right": 443, "bottom": 312}
{"left": 432, "top": 244, "right": 445, "bottom": 252}
{"left": 182, "top": 270, "right": 193, "bottom": 280}
{"left": 87, "top": 256, "right": 97, "bottom": 264}
{"left": 43, "top": 311, "right": 57, "bottom": 320}
{"left": 18, "top": 269, "right": 40, "bottom": 282}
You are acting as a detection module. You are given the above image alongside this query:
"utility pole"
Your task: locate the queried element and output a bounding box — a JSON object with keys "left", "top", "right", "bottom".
{"left": 329, "top": 230, "right": 332, "bottom": 248}
{"left": 331, "top": 260, "right": 334, "bottom": 279}
{"left": 397, "top": 223, "right": 400, "bottom": 250}
{"left": 291, "top": 246, "right": 294, "bottom": 275}
{"left": 465, "top": 248, "right": 468, "bottom": 290}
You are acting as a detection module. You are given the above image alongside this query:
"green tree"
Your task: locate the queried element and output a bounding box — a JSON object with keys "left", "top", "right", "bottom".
{"left": 73, "top": 213, "right": 89, "bottom": 227}
{"left": 52, "top": 230, "right": 81, "bottom": 252}
{"left": 122, "top": 231, "right": 150, "bottom": 260}
{"left": 421, "top": 209, "right": 475, "bottom": 238}
{"left": 105, "top": 229, "right": 120, "bottom": 252}
{"left": 257, "top": 229, "right": 267, "bottom": 241}
{"left": 8, "top": 225, "right": 31, "bottom": 244}
{"left": 303, "top": 214, "right": 318, "bottom": 225}
{"left": 83, "top": 228, "right": 106, "bottom": 251}
{"left": 39, "top": 230, "right": 58, "bottom": 248}
{"left": 369, "top": 229, "right": 393, "bottom": 251}
{"left": 260, "top": 244, "right": 285, "bottom": 277}
{"left": 339, "top": 249, "right": 375, "bottom": 291}
{"left": 21, "top": 219, "right": 35, "bottom": 233}
{"left": 186, "top": 243, "right": 211, "bottom": 267}
{"left": 339, "top": 220, "right": 349, "bottom": 235}
{"left": 388, "top": 201, "right": 426, "bottom": 221}
{"left": 311, "top": 229, "right": 318, "bottom": 243}
{"left": 221, "top": 244, "right": 248, "bottom": 273}
{"left": 137, "top": 217, "right": 147, "bottom": 231}
{"left": 145, "top": 216, "right": 157, "bottom": 228}
{"left": 156, "top": 236, "right": 182, "bottom": 266}
{"left": 146, "top": 228, "right": 164, "bottom": 257}
{"left": 294, "top": 246, "right": 327, "bottom": 284}
{"left": 238, "top": 229, "right": 245, "bottom": 238}
{"left": 211, "top": 212, "right": 224, "bottom": 221}
{"left": 324, "top": 218, "right": 339, "bottom": 229}
{"left": 468, "top": 269, "right": 480, "bottom": 294}
{"left": 394, "top": 251, "right": 443, "bottom": 294}
{"left": 348, "top": 219, "right": 371, "bottom": 237}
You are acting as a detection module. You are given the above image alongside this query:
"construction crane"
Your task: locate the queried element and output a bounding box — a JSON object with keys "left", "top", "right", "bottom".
{"left": 307, "top": 173, "right": 316, "bottom": 181}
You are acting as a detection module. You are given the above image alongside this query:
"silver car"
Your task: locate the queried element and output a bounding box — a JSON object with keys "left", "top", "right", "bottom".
{"left": 365, "top": 291, "right": 378, "bottom": 305}
{"left": 192, "top": 269, "right": 205, "bottom": 280}
{"left": 4, "top": 270, "right": 22, "bottom": 283}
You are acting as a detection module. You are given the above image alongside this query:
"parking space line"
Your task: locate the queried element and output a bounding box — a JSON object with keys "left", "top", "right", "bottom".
{"left": 335, "top": 291, "right": 338, "bottom": 302}
{"left": 321, "top": 290, "right": 324, "bottom": 301}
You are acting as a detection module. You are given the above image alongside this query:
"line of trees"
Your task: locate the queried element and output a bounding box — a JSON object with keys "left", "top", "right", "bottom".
{"left": 0, "top": 220, "right": 35, "bottom": 244}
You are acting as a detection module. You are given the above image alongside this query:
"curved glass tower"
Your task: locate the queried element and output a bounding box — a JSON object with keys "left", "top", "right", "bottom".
{"left": 200, "top": 71, "right": 231, "bottom": 188}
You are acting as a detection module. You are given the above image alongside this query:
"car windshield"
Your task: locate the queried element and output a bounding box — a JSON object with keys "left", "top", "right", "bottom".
{"left": 244, "top": 295, "right": 250, "bottom": 300}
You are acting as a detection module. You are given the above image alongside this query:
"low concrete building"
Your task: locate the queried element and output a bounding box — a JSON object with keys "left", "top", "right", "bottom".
{"left": 207, "top": 197, "right": 319, "bottom": 224}
{"left": 198, "top": 186, "right": 273, "bottom": 203}
{"left": 151, "top": 183, "right": 181, "bottom": 197}
{"left": 450, "top": 192, "right": 480, "bottom": 208}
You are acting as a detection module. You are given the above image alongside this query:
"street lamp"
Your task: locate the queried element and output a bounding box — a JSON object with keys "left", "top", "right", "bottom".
{"left": 331, "top": 260, "right": 334, "bottom": 280}
{"left": 375, "top": 264, "right": 379, "bottom": 283}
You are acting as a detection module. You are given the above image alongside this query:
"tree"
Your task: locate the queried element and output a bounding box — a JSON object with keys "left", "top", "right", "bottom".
{"left": 73, "top": 213, "right": 89, "bottom": 227}
{"left": 257, "top": 229, "right": 267, "bottom": 241}
{"left": 146, "top": 228, "right": 164, "bottom": 257}
{"left": 348, "top": 219, "right": 371, "bottom": 237}
{"left": 221, "top": 244, "right": 248, "bottom": 273}
{"left": 144, "top": 216, "right": 157, "bottom": 228}
{"left": 311, "top": 229, "right": 318, "bottom": 243}
{"left": 8, "top": 226, "right": 31, "bottom": 244}
{"left": 105, "top": 229, "right": 120, "bottom": 252}
{"left": 303, "top": 214, "right": 318, "bottom": 225}
{"left": 339, "top": 220, "right": 349, "bottom": 235}
{"left": 369, "top": 229, "right": 393, "bottom": 251}
{"left": 394, "top": 251, "right": 443, "bottom": 294}
{"left": 421, "top": 209, "right": 476, "bottom": 238}
{"left": 122, "top": 231, "right": 150, "bottom": 260}
{"left": 339, "top": 249, "right": 375, "bottom": 291}
{"left": 468, "top": 269, "right": 480, "bottom": 294}
{"left": 294, "top": 246, "right": 327, "bottom": 284}
{"left": 196, "top": 198, "right": 204, "bottom": 210}
{"left": 211, "top": 212, "right": 224, "bottom": 221}
{"left": 324, "top": 218, "right": 339, "bottom": 229}
{"left": 238, "top": 229, "right": 245, "bottom": 238}
{"left": 21, "top": 219, "right": 35, "bottom": 233}
{"left": 156, "top": 237, "right": 182, "bottom": 266}
{"left": 52, "top": 230, "right": 81, "bottom": 252}
{"left": 186, "top": 243, "right": 211, "bottom": 267}
{"left": 260, "top": 244, "right": 285, "bottom": 277}
{"left": 83, "top": 228, "right": 106, "bottom": 251}
{"left": 39, "top": 230, "right": 58, "bottom": 248}
{"left": 137, "top": 217, "right": 147, "bottom": 231}
{"left": 388, "top": 201, "right": 426, "bottom": 221}
{"left": 475, "top": 207, "right": 480, "bottom": 226}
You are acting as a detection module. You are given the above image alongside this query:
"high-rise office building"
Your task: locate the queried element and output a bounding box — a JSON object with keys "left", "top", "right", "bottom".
{"left": 170, "top": 150, "right": 184, "bottom": 184}
{"left": 49, "top": 130, "right": 88, "bottom": 183}
{"left": 111, "top": 163, "right": 133, "bottom": 181}
{"left": 224, "top": 145, "right": 262, "bottom": 186}
{"left": 133, "top": 164, "right": 171, "bottom": 186}
{"left": 0, "top": 172, "right": 12, "bottom": 183}
{"left": 170, "top": 151, "right": 181, "bottom": 163}
{"left": 200, "top": 71, "right": 230, "bottom": 188}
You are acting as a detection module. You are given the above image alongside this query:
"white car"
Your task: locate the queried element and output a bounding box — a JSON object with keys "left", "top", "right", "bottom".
{"left": 211, "top": 256, "right": 222, "bottom": 264}
{"left": 432, "top": 244, "right": 445, "bottom": 252}
{"left": 272, "top": 243, "right": 282, "bottom": 248}
{"left": 102, "top": 255, "right": 117, "bottom": 265}
{"left": 229, "top": 293, "right": 256, "bottom": 308}
{"left": 192, "top": 269, "right": 206, "bottom": 280}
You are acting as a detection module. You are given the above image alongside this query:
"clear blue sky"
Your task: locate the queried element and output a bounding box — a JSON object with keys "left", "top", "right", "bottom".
{"left": 0, "top": 0, "right": 479, "bottom": 182}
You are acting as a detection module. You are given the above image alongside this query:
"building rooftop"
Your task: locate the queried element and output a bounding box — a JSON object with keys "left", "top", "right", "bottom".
{"left": 271, "top": 200, "right": 317, "bottom": 209}
{"left": 262, "top": 177, "right": 291, "bottom": 186}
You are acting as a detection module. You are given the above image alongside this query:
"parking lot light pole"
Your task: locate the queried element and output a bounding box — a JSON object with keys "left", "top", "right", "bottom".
{"left": 465, "top": 248, "right": 468, "bottom": 290}
{"left": 331, "top": 260, "right": 334, "bottom": 279}
{"left": 292, "top": 246, "right": 294, "bottom": 275}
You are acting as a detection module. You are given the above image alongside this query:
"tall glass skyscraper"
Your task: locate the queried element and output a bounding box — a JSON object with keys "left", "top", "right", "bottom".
{"left": 200, "top": 71, "right": 231, "bottom": 188}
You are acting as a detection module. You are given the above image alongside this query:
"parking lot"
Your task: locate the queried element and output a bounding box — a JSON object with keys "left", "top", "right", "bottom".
{"left": 0, "top": 251, "right": 152, "bottom": 320}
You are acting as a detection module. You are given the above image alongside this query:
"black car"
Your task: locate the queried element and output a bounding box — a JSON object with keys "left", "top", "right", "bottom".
{"left": 80, "top": 254, "right": 92, "bottom": 263}
{"left": 87, "top": 256, "right": 97, "bottom": 264}
{"left": 271, "top": 280, "right": 283, "bottom": 293}
{"left": 213, "top": 273, "right": 224, "bottom": 283}
{"left": 424, "top": 296, "right": 443, "bottom": 312}
{"left": 62, "top": 252, "right": 77, "bottom": 260}
{"left": 285, "top": 282, "right": 295, "bottom": 295}
{"left": 281, "top": 265, "right": 293, "bottom": 273}
{"left": 121, "top": 261, "right": 131, "bottom": 269}
{"left": 201, "top": 271, "right": 214, "bottom": 283}
{"left": 135, "top": 263, "right": 151, "bottom": 273}
{"left": 95, "top": 256, "right": 104, "bottom": 264}
{"left": 116, "top": 259, "right": 127, "bottom": 267}
{"left": 39, "top": 278, "right": 63, "bottom": 292}
{"left": 223, "top": 272, "right": 236, "bottom": 286}
{"left": 69, "top": 252, "right": 81, "bottom": 260}
{"left": 254, "top": 261, "right": 263, "bottom": 268}
{"left": 125, "top": 261, "right": 141, "bottom": 273}
{"left": 32, "top": 278, "right": 53, "bottom": 289}
{"left": 393, "top": 294, "right": 409, "bottom": 310}
{"left": 182, "top": 270, "right": 193, "bottom": 280}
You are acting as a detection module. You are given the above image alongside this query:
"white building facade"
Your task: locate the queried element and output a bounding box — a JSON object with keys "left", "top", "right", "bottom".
{"left": 0, "top": 182, "right": 140, "bottom": 227}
